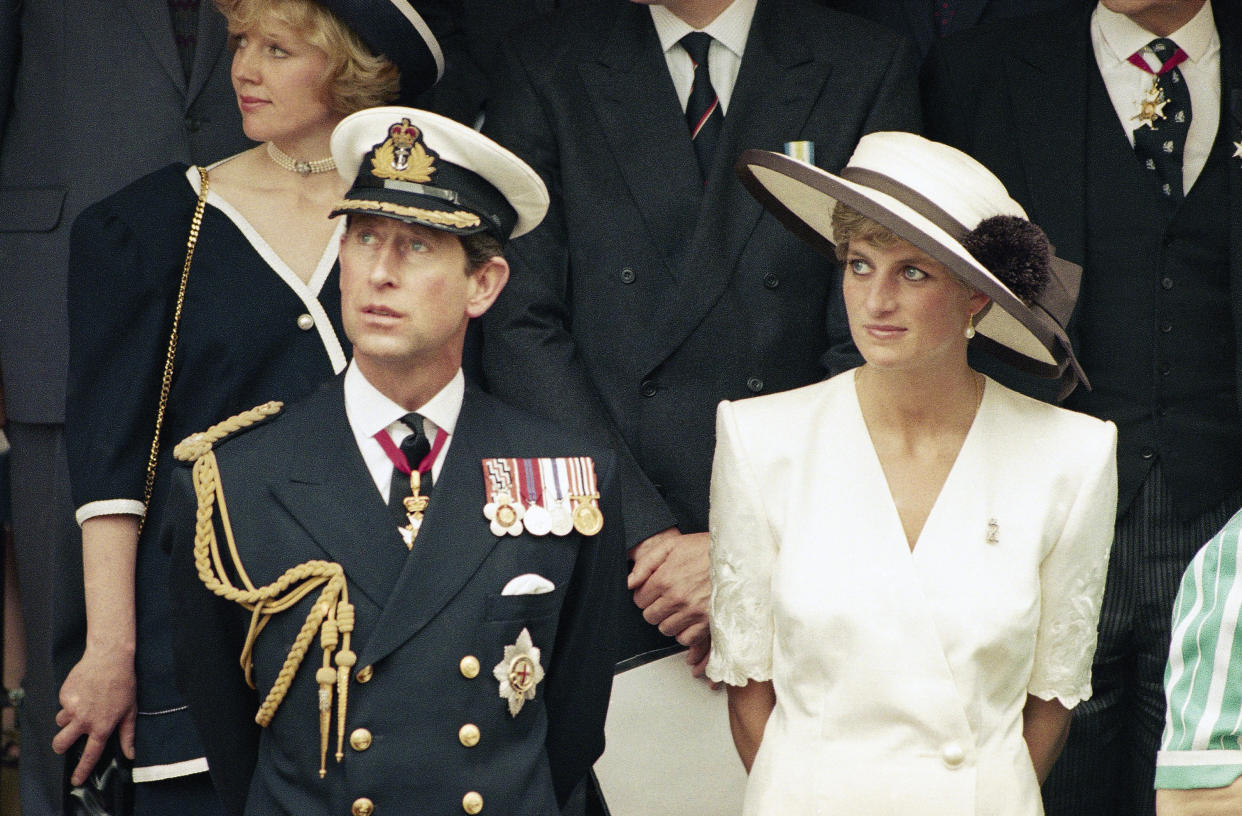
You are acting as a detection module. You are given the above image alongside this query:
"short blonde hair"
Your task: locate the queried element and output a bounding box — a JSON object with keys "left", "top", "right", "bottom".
{"left": 830, "top": 203, "right": 902, "bottom": 263}
{"left": 216, "top": 0, "right": 400, "bottom": 114}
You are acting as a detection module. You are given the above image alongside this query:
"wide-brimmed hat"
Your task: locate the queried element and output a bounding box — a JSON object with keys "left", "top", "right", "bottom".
{"left": 736, "top": 132, "right": 1087, "bottom": 392}
{"left": 330, "top": 106, "right": 549, "bottom": 241}
{"left": 320, "top": 0, "right": 444, "bottom": 103}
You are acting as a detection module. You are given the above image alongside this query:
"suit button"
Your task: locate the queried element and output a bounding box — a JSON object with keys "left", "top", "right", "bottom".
{"left": 355, "top": 665, "right": 374, "bottom": 684}
{"left": 1141, "top": 446, "right": 1156, "bottom": 459}
{"left": 640, "top": 379, "right": 658, "bottom": 398}
{"left": 941, "top": 742, "right": 966, "bottom": 769}
{"left": 762, "top": 272, "right": 779, "bottom": 289}
{"left": 350, "top": 728, "right": 372, "bottom": 751}
{"left": 459, "top": 655, "right": 480, "bottom": 679}
{"left": 1160, "top": 321, "right": 1173, "bottom": 333}
{"left": 458, "top": 723, "right": 480, "bottom": 747}
{"left": 296, "top": 313, "right": 314, "bottom": 331}
{"left": 1159, "top": 362, "right": 1171, "bottom": 376}
{"left": 462, "top": 791, "right": 484, "bottom": 814}
{"left": 620, "top": 267, "right": 636, "bottom": 284}
{"left": 746, "top": 377, "right": 764, "bottom": 393}
{"left": 1161, "top": 277, "right": 1174, "bottom": 290}
{"left": 185, "top": 114, "right": 202, "bottom": 133}
{"left": 352, "top": 798, "right": 375, "bottom": 816}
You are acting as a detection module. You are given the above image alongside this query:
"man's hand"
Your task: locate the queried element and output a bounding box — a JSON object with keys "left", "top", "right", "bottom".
{"left": 53, "top": 646, "right": 137, "bottom": 786}
{"left": 628, "top": 527, "right": 712, "bottom": 675}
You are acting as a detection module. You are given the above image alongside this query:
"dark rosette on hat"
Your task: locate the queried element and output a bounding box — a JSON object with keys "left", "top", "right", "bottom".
{"left": 962, "top": 216, "right": 1052, "bottom": 304}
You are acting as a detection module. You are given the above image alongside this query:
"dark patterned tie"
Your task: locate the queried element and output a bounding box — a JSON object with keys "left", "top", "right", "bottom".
{"left": 168, "top": 0, "right": 201, "bottom": 80}
{"left": 681, "top": 32, "right": 723, "bottom": 178}
{"left": 1130, "top": 37, "right": 1192, "bottom": 204}
{"left": 388, "top": 413, "right": 431, "bottom": 524}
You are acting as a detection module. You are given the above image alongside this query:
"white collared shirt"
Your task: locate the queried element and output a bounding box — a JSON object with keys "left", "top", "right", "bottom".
{"left": 649, "top": 0, "right": 758, "bottom": 115}
{"left": 343, "top": 361, "right": 463, "bottom": 501}
{"left": 1091, "top": 1, "right": 1220, "bottom": 194}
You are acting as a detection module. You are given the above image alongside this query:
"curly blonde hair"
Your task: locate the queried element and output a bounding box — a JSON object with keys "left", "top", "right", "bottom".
{"left": 830, "top": 203, "right": 902, "bottom": 263}
{"left": 216, "top": 0, "right": 400, "bottom": 114}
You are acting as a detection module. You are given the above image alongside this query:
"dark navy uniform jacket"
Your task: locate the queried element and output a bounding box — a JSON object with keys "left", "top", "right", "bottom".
{"left": 165, "top": 377, "right": 623, "bottom": 816}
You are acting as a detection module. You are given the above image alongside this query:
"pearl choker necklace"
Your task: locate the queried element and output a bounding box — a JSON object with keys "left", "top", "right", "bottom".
{"left": 266, "top": 142, "right": 336, "bottom": 176}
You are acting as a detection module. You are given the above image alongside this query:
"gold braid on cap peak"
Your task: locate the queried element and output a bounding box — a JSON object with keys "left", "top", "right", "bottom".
{"left": 175, "top": 401, "right": 357, "bottom": 778}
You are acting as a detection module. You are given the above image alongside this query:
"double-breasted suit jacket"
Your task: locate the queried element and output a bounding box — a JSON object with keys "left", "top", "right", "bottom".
{"left": 166, "top": 379, "right": 624, "bottom": 816}
{"left": 480, "top": 0, "right": 921, "bottom": 656}
{"left": 922, "top": 0, "right": 1242, "bottom": 503}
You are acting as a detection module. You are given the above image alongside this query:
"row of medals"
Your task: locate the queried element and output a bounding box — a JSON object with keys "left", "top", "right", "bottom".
{"left": 491, "top": 487, "right": 604, "bottom": 537}
{"left": 400, "top": 472, "right": 604, "bottom": 547}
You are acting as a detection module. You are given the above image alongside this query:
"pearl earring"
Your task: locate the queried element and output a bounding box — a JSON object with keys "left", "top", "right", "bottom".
{"left": 965, "top": 313, "right": 976, "bottom": 340}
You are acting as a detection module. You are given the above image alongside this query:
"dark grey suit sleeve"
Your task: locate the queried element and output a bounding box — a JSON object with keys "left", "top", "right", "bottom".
{"left": 165, "top": 465, "right": 260, "bottom": 816}
{"left": 481, "top": 42, "right": 678, "bottom": 550}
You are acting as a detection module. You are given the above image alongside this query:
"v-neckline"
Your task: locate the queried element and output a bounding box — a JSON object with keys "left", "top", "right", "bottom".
{"left": 849, "top": 372, "right": 989, "bottom": 555}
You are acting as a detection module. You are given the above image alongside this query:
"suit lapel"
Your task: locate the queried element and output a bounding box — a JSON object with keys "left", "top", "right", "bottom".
{"left": 123, "top": 0, "right": 187, "bottom": 95}
{"left": 267, "top": 381, "right": 407, "bottom": 610}
{"left": 578, "top": 5, "right": 702, "bottom": 270}
{"left": 949, "top": 0, "right": 991, "bottom": 34}
{"left": 358, "top": 389, "right": 504, "bottom": 666}
{"left": 187, "top": 0, "right": 230, "bottom": 103}
{"left": 1002, "top": 11, "right": 1090, "bottom": 263}
{"left": 636, "top": 0, "right": 829, "bottom": 373}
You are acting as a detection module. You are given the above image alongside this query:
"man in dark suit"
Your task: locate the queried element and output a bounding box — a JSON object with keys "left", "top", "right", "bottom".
{"left": 0, "top": 3, "right": 247, "bottom": 811}
{"left": 480, "top": 0, "right": 920, "bottom": 677}
{"left": 923, "top": 2, "right": 1242, "bottom": 813}
{"left": 166, "top": 107, "right": 623, "bottom": 816}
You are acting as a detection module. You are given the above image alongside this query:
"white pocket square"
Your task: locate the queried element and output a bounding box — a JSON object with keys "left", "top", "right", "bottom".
{"left": 501, "top": 573, "right": 555, "bottom": 596}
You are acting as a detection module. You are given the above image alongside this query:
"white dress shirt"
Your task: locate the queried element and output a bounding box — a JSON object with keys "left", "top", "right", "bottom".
{"left": 343, "top": 361, "right": 463, "bottom": 502}
{"left": 1091, "top": 1, "right": 1221, "bottom": 194}
{"left": 649, "top": 0, "right": 757, "bottom": 115}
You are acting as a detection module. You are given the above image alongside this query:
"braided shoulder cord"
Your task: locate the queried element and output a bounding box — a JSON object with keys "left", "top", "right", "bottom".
{"left": 175, "top": 402, "right": 357, "bottom": 777}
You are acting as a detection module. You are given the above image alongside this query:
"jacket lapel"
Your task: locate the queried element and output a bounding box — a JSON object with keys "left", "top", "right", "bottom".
{"left": 1002, "top": 11, "right": 1090, "bottom": 264}
{"left": 1219, "top": 7, "right": 1242, "bottom": 399}
{"left": 636, "top": 0, "right": 830, "bottom": 374}
{"left": 123, "top": 0, "right": 187, "bottom": 96}
{"left": 578, "top": 4, "right": 702, "bottom": 271}
{"left": 357, "top": 388, "right": 504, "bottom": 666}
{"left": 187, "top": 0, "right": 231, "bottom": 103}
{"left": 266, "top": 381, "right": 408, "bottom": 610}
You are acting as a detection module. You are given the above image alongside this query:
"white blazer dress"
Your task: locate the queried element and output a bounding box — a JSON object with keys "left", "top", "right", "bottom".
{"left": 706, "top": 371, "right": 1118, "bottom": 815}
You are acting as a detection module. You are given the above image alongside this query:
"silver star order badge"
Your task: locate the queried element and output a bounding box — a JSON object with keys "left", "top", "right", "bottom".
{"left": 493, "top": 627, "right": 545, "bottom": 717}
{"left": 1234, "top": 140, "right": 1242, "bottom": 161}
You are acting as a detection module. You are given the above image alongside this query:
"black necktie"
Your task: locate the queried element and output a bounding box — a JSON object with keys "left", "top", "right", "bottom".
{"left": 1131, "top": 37, "right": 1192, "bottom": 204}
{"left": 681, "top": 32, "right": 723, "bottom": 178}
{"left": 388, "top": 413, "right": 431, "bottom": 525}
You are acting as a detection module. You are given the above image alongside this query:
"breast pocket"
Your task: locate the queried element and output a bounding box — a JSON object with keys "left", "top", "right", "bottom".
{"left": 479, "top": 590, "right": 564, "bottom": 671}
{"left": 0, "top": 187, "right": 67, "bottom": 232}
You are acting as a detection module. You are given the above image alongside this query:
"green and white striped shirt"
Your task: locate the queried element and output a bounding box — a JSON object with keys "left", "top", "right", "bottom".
{"left": 1157, "top": 509, "right": 1242, "bottom": 790}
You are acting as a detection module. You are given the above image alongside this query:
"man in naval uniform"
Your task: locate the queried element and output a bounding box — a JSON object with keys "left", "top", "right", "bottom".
{"left": 163, "top": 106, "right": 624, "bottom": 816}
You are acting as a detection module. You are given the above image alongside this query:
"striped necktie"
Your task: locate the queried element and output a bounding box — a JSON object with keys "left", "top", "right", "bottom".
{"left": 681, "top": 32, "right": 723, "bottom": 178}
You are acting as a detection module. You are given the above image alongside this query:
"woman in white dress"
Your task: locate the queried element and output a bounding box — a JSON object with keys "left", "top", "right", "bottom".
{"left": 708, "top": 132, "right": 1118, "bottom": 815}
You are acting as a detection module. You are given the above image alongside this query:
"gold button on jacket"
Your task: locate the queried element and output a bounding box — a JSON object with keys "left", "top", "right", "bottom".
{"left": 459, "top": 655, "right": 480, "bottom": 679}
{"left": 350, "top": 728, "right": 373, "bottom": 751}
{"left": 462, "top": 791, "right": 484, "bottom": 814}
{"left": 458, "top": 724, "right": 480, "bottom": 747}
{"left": 351, "top": 797, "right": 375, "bottom": 816}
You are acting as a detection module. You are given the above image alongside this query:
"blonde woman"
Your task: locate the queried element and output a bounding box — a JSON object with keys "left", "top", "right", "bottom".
{"left": 56, "top": 2, "right": 442, "bottom": 812}
{"left": 709, "top": 133, "right": 1118, "bottom": 815}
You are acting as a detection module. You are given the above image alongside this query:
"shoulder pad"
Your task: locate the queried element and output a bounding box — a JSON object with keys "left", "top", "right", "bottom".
{"left": 173, "top": 401, "right": 283, "bottom": 462}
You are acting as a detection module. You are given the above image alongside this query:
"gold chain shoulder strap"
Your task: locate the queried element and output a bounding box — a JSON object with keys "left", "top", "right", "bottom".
{"left": 138, "top": 165, "right": 210, "bottom": 535}
{"left": 173, "top": 403, "right": 357, "bottom": 779}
